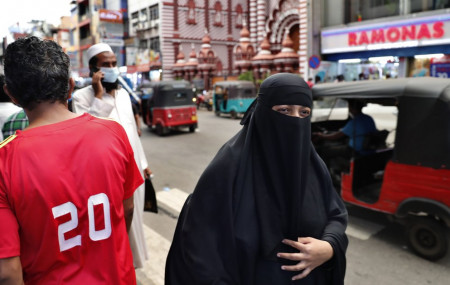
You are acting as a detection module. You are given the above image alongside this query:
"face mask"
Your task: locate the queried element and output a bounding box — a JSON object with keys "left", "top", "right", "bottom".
{"left": 100, "top": 67, "right": 120, "bottom": 83}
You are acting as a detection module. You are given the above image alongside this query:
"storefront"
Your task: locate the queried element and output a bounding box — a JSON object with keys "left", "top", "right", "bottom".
{"left": 320, "top": 12, "right": 450, "bottom": 80}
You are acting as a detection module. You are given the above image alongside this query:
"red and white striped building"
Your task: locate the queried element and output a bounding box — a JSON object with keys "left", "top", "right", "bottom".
{"left": 162, "top": 0, "right": 310, "bottom": 89}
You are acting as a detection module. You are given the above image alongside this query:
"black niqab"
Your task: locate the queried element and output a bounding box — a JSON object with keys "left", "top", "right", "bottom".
{"left": 166, "top": 73, "right": 348, "bottom": 285}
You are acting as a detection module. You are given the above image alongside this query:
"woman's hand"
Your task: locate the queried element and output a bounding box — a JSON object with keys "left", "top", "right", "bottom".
{"left": 277, "top": 237, "right": 334, "bottom": 281}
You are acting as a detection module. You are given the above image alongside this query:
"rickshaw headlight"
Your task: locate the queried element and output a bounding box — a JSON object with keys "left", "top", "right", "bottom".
{"left": 168, "top": 113, "right": 172, "bottom": 119}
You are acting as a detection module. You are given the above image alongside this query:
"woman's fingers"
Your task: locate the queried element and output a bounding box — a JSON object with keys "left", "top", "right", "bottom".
{"left": 292, "top": 267, "right": 312, "bottom": 281}
{"left": 277, "top": 252, "right": 305, "bottom": 261}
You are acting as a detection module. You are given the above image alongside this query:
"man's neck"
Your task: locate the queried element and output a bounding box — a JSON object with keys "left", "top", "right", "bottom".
{"left": 24, "top": 102, "right": 80, "bottom": 130}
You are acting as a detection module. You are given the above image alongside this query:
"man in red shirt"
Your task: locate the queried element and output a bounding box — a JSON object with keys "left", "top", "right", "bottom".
{"left": 0, "top": 37, "right": 143, "bottom": 284}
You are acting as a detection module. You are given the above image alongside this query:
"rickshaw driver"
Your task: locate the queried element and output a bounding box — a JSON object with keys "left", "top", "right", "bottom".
{"left": 312, "top": 100, "right": 377, "bottom": 179}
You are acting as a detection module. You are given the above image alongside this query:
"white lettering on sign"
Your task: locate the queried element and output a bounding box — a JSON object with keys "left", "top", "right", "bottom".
{"left": 99, "top": 9, "right": 123, "bottom": 22}
{"left": 321, "top": 15, "right": 450, "bottom": 54}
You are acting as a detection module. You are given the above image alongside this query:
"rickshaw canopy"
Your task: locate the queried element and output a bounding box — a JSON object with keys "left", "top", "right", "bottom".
{"left": 213, "top": 81, "right": 256, "bottom": 99}
{"left": 312, "top": 78, "right": 450, "bottom": 170}
{"left": 148, "top": 80, "right": 195, "bottom": 108}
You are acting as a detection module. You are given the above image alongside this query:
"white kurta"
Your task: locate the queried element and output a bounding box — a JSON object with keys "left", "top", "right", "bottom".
{"left": 72, "top": 86, "right": 149, "bottom": 268}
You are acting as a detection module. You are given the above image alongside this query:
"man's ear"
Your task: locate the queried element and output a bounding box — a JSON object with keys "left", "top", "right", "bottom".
{"left": 3, "top": 84, "right": 20, "bottom": 107}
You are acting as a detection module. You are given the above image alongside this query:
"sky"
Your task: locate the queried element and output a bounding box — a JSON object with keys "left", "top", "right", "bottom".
{"left": 0, "top": 0, "right": 72, "bottom": 38}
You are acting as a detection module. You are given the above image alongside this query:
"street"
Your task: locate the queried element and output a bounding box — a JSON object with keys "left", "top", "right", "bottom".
{"left": 136, "top": 109, "right": 450, "bottom": 285}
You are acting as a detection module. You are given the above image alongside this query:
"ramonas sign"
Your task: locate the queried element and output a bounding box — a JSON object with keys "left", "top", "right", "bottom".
{"left": 322, "top": 14, "right": 450, "bottom": 54}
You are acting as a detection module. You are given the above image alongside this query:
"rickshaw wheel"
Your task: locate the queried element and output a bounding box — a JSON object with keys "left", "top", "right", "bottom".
{"left": 407, "top": 217, "right": 448, "bottom": 261}
{"left": 189, "top": 125, "right": 196, "bottom": 132}
{"left": 156, "top": 124, "right": 165, "bottom": 136}
{"left": 230, "top": 110, "right": 237, "bottom": 120}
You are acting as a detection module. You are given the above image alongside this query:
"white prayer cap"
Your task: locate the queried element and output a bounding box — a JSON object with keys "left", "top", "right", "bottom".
{"left": 86, "top": 43, "right": 114, "bottom": 62}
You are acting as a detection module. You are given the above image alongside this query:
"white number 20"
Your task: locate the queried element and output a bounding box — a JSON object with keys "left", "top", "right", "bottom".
{"left": 52, "top": 193, "right": 112, "bottom": 252}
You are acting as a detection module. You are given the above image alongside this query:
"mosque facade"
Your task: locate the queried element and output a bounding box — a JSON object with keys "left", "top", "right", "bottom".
{"left": 160, "top": 0, "right": 309, "bottom": 90}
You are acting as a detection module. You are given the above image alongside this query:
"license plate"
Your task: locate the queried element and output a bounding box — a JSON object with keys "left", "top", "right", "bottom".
{"left": 191, "top": 115, "right": 197, "bottom": 121}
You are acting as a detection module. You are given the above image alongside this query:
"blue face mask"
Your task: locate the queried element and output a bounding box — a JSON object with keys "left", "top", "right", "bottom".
{"left": 100, "top": 67, "right": 120, "bottom": 83}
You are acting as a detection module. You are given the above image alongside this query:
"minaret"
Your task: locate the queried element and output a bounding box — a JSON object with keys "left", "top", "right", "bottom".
{"left": 298, "top": 0, "right": 309, "bottom": 75}
{"left": 173, "top": 45, "right": 186, "bottom": 78}
{"left": 249, "top": 0, "right": 257, "bottom": 47}
{"left": 256, "top": 0, "right": 266, "bottom": 46}
{"left": 234, "top": 23, "right": 255, "bottom": 73}
{"left": 184, "top": 44, "right": 198, "bottom": 81}
{"left": 273, "top": 29, "right": 299, "bottom": 73}
{"left": 252, "top": 35, "right": 274, "bottom": 79}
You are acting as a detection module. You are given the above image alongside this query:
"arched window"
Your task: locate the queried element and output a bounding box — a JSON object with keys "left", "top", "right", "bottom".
{"left": 187, "top": 0, "right": 196, "bottom": 25}
{"left": 235, "top": 4, "right": 243, "bottom": 29}
{"left": 214, "top": 1, "right": 223, "bottom": 27}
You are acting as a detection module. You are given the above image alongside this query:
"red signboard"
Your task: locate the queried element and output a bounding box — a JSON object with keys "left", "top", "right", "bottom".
{"left": 99, "top": 9, "right": 123, "bottom": 23}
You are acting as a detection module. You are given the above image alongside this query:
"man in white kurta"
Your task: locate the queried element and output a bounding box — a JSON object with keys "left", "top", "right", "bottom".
{"left": 72, "top": 43, "right": 149, "bottom": 268}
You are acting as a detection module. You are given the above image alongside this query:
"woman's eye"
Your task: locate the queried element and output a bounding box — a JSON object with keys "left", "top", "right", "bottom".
{"left": 300, "top": 109, "right": 311, "bottom": 117}
{"left": 275, "top": 107, "right": 289, "bottom": 114}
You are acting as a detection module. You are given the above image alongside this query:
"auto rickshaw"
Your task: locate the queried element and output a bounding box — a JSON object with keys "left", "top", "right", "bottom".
{"left": 213, "top": 80, "right": 257, "bottom": 119}
{"left": 138, "top": 80, "right": 197, "bottom": 136}
{"left": 311, "top": 77, "right": 450, "bottom": 261}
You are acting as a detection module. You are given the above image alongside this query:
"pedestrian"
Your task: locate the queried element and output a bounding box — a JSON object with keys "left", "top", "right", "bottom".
{"left": 0, "top": 74, "right": 22, "bottom": 141}
{"left": 165, "top": 73, "right": 348, "bottom": 284}
{"left": 306, "top": 77, "right": 314, "bottom": 88}
{"left": 0, "top": 36, "right": 143, "bottom": 284}
{"left": 72, "top": 43, "right": 150, "bottom": 268}
{"left": 1, "top": 109, "right": 29, "bottom": 139}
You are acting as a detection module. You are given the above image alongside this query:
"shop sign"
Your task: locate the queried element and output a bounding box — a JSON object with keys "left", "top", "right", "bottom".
{"left": 322, "top": 14, "right": 450, "bottom": 54}
{"left": 100, "top": 38, "right": 124, "bottom": 47}
{"left": 430, "top": 56, "right": 450, "bottom": 78}
{"left": 99, "top": 9, "right": 123, "bottom": 23}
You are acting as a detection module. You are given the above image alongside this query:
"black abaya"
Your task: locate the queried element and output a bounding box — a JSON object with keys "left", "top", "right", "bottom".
{"left": 165, "top": 73, "right": 348, "bottom": 285}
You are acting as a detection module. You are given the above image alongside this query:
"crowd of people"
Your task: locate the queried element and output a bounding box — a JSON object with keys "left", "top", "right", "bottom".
{"left": 0, "top": 37, "right": 349, "bottom": 284}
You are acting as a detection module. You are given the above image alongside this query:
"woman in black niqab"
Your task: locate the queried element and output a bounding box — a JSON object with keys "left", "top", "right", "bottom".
{"left": 165, "top": 73, "right": 348, "bottom": 285}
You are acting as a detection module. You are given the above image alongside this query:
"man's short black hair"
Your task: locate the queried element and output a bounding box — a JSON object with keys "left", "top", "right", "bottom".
{"left": 88, "top": 56, "right": 99, "bottom": 77}
{"left": 4, "top": 36, "right": 70, "bottom": 110}
{"left": 0, "top": 74, "right": 10, "bottom": 102}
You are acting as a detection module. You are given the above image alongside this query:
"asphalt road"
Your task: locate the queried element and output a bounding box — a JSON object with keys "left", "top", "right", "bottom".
{"left": 138, "top": 109, "right": 450, "bottom": 285}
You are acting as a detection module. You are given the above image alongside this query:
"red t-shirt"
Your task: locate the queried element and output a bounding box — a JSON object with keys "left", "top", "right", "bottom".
{"left": 0, "top": 113, "right": 143, "bottom": 284}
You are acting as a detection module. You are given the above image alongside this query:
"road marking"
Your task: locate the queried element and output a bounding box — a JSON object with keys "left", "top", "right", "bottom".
{"left": 156, "top": 188, "right": 189, "bottom": 216}
{"left": 346, "top": 215, "right": 385, "bottom": 240}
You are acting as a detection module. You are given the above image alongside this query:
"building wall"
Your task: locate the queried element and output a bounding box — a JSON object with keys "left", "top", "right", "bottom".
{"left": 159, "top": 0, "right": 310, "bottom": 80}
{"left": 161, "top": 0, "right": 248, "bottom": 80}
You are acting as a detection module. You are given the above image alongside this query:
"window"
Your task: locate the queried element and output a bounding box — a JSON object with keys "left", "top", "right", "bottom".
{"left": 131, "top": 11, "right": 139, "bottom": 29}
{"left": 214, "top": 1, "right": 223, "bottom": 27}
{"left": 174, "top": 92, "right": 188, "bottom": 102}
{"left": 235, "top": 4, "right": 243, "bottom": 29}
{"left": 150, "top": 37, "right": 160, "bottom": 52}
{"left": 140, "top": 8, "right": 148, "bottom": 22}
{"left": 139, "top": 40, "right": 148, "bottom": 49}
{"left": 149, "top": 4, "right": 159, "bottom": 20}
{"left": 187, "top": 0, "right": 196, "bottom": 24}
{"left": 410, "top": 0, "right": 450, "bottom": 13}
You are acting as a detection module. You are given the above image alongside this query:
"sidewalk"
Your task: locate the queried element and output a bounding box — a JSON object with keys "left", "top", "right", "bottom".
{"left": 135, "top": 188, "right": 188, "bottom": 285}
